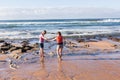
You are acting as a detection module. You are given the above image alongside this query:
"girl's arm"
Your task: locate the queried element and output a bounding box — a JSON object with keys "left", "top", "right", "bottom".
{"left": 41, "top": 36, "right": 48, "bottom": 41}
{"left": 51, "top": 37, "right": 56, "bottom": 41}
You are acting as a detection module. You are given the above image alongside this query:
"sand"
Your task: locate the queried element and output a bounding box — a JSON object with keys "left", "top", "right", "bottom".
{"left": 0, "top": 38, "right": 120, "bottom": 80}
{"left": 1, "top": 54, "right": 120, "bottom": 80}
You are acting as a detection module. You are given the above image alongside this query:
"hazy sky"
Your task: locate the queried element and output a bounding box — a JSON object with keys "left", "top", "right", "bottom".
{"left": 0, "top": 0, "right": 120, "bottom": 20}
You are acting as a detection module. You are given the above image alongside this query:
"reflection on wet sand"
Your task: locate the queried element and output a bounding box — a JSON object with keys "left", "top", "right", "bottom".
{"left": 57, "top": 61, "right": 63, "bottom": 73}
{"left": 40, "top": 61, "right": 45, "bottom": 70}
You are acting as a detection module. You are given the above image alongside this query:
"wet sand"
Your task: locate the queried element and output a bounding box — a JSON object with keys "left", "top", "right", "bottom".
{"left": 0, "top": 54, "right": 120, "bottom": 80}
{"left": 0, "top": 38, "right": 120, "bottom": 80}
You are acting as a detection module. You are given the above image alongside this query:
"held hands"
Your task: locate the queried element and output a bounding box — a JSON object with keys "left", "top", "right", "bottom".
{"left": 49, "top": 37, "right": 56, "bottom": 42}
{"left": 45, "top": 37, "right": 56, "bottom": 42}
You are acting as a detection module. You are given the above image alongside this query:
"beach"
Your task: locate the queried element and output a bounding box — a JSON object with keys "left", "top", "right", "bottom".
{"left": 0, "top": 34, "right": 120, "bottom": 80}
{"left": 1, "top": 54, "right": 120, "bottom": 80}
{"left": 0, "top": 19, "right": 120, "bottom": 80}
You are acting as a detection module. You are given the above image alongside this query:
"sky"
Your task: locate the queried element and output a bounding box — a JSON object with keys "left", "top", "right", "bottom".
{"left": 0, "top": 0, "right": 120, "bottom": 20}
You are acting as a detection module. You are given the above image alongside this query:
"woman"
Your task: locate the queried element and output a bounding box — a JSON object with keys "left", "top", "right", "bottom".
{"left": 52, "top": 31, "right": 64, "bottom": 61}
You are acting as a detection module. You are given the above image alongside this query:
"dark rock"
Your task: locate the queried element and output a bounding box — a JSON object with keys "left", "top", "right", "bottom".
{"left": 21, "top": 49, "right": 27, "bottom": 53}
{"left": 0, "top": 40, "right": 5, "bottom": 43}
{"left": 24, "top": 46, "right": 33, "bottom": 50}
{"left": 51, "top": 33, "right": 55, "bottom": 34}
{"left": 11, "top": 49, "right": 22, "bottom": 54}
{"left": 0, "top": 42, "right": 14, "bottom": 53}
{"left": 9, "top": 47, "right": 21, "bottom": 52}
{"left": 112, "top": 45, "right": 119, "bottom": 49}
{"left": 1, "top": 42, "right": 10, "bottom": 47}
{"left": 1, "top": 46, "right": 10, "bottom": 51}
{"left": 77, "top": 39, "right": 85, "bottom": 43}
{"left": 84, "top": 44, "right": 90, "bottom": 48}
{"left": 112, "top": 38, "right": 120, "bottom": 42}
{"left": 0, "top": 50, "right": 2, "bottom": 53}
{"left": 21, "top": 40, "right": 29, "bottom": 47}
{"left": 108, "top": 37, "right": 120, "bottom": 42}
{"left": 108, "top": 36, "right": 112, "bottom": 40}
{"left": 33, "top": 43, "right": 39, "bottom": 48}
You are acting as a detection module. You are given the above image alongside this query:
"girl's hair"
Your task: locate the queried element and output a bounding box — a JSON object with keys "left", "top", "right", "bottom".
{"left": 43, "top": 30, "right": 47, "bottom": 34}
{"left": 57, "top": 31, "right": 61, "bottom": 36}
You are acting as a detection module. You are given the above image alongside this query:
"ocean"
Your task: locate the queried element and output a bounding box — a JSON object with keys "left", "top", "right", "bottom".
{"left": 0, "top": 18, "right": 120, "bottom": 40}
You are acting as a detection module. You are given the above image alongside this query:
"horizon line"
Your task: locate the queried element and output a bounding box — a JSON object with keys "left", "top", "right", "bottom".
{"left": 0, "top": 18, "right": 120, "bottom": 21}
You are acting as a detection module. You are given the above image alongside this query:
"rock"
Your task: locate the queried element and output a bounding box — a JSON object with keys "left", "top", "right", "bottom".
{"left": 0, "top": 50, "right": 5, "bottom": 54}
{"left": 1, "top": 42, "right": 10, "bottom": 47}
{"left": 0, "top": 42, "right": 13, "bottom": 52}
{"left": 108, "top": 37, "right": 120, "bottom": 42}
{"left": 84, "top": 44, "right": 90, "bottom": 48}
{"left": 1, "top": 46, "right": 10, "bottom": 51}
{"left": 65, "top": 41, "right": 78, "bottom": 48}
{"left": 20, "top": 45, "right": 34, "bottom": 53}
{"left": 0, "top": 40, "right": 41, "bottom": 54}
{"left": 21, "top": 48, "right": 27, "bottom": 53}
{"left": 77, "top": 39, "right": 85, "bottom": 43}
{"left": 9, "top": 47, "right": 21, "bottom": 52}
{"left": 108, "top": 36, "right": 112, "bottom": 40}
{"left": 34, "top": 43, "right": 39, "bottom": 47}
{"left": 0, "top": 42, "right": 20, "bottom": 53}
{"left": 13, "top": 54, "right": 21, "bottom": 59}
{"left": 112, "top": 45, "right": 120, "bottom": 49}
{"left": 11, "top": 49, "right": 22, "bottom": 54}
{"left": 0, "top": 40, "right": 5, "bottom": 43}
{"left": 114, "top": 45, "right": 118, "bottom": 49}
{"left": 24, "top": 46, "right": 33, "bottom": 50}
{"left": 21, "top": 40, "right": 29, "bottom": 47}
{"left": 0, "top": 49, "right": 2, "bottom": 53}
{"left": 8, "top": 52, "right": 21, "bottom": 60}
{"left": 10, "top": 44, "right": 34, "bottom": 53}
{"left": 32, "top": 43, "right": 39, "bottom": 50}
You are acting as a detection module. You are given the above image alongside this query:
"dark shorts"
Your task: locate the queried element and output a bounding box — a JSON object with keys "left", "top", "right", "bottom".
{"left": 39, "top": 43, "right": 44, "bottom": 48}
{"left": 57, "top": 43, "right": 63, "bottom": 48}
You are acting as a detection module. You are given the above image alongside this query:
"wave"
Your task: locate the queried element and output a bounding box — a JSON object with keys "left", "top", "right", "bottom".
{"left": 0, "top": 28, "right": 119, "bottom": 40}
{"left": 0, "top": 18, "right": 120, "bottom": 26}
{"left": 97, "top": 19, "right": 120, "bottom": 23}
{"left": 0, "top": 18, "right": 120, "bottom": 40}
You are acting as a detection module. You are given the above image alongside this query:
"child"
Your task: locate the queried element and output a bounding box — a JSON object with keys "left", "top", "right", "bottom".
{"left": 52, "top": 31, "right": 64, "bottom": 61}
{"left": 39, "top": 30, "right": 47, "bottom": 62}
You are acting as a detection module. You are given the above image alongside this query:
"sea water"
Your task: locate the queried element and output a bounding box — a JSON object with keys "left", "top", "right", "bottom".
{"left": 0, "top": 18, "right": 120, "bottom": 39}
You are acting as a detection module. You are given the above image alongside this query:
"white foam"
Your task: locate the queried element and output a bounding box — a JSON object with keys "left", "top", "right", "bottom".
{"left": 98, "top": 19, "right": 120, "bottom": 23}
{"left": 0, "top": 27, "right": 119, "bottom": 40}
{"left": 0, "top": 21, "right": 83, "bottom": 25}
{"left": 0, "top": 19, "right": 120, "bottom": 39}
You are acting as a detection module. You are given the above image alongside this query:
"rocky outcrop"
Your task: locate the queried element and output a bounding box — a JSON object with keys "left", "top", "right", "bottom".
{"left": 0, "top": 40, "right": 5, "bottom": 43}
{"left": 108, "top": 36, "right": 120, "bottom": 42}
{"left": 0, "top": 42, "right": 14, "bottom": 54}
{"left": 0, "top": 41, "right": 39, "bottom": 54}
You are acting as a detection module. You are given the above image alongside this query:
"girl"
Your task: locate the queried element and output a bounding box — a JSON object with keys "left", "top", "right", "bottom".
{"left": 52, "top": 31, "right": 64, "bottom": 61}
